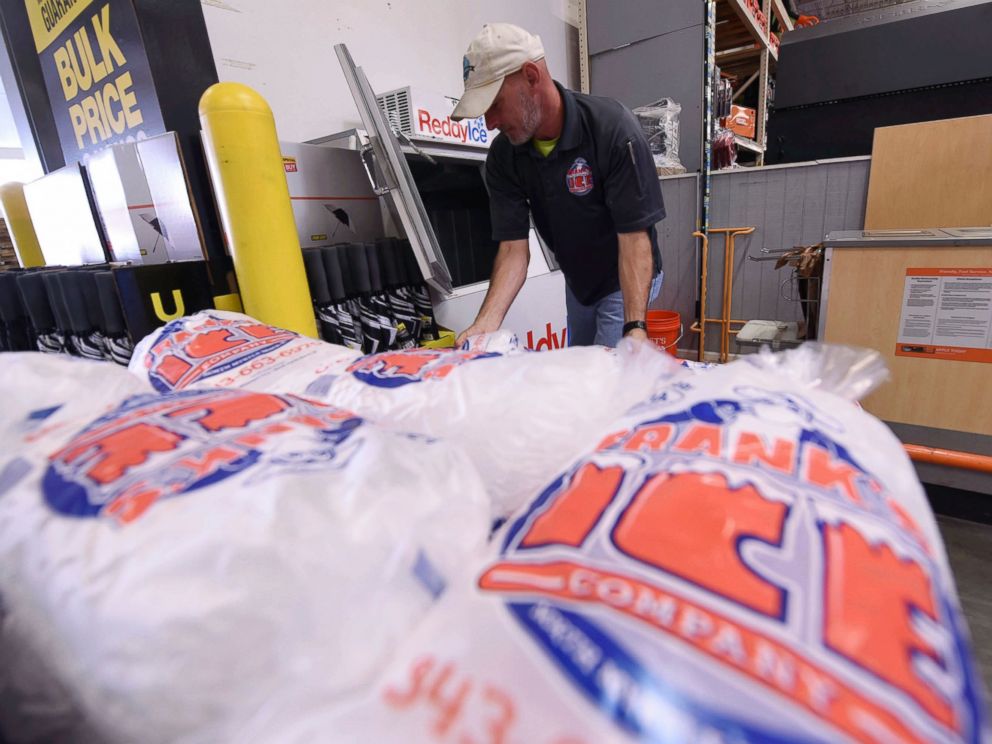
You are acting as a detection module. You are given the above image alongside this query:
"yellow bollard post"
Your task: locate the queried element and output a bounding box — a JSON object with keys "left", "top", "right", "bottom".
{"left": 0, "top": 182, "right": 45, "bottom": 268}
{"left": 198, "top": 83, "right": 318, "bottom": 338}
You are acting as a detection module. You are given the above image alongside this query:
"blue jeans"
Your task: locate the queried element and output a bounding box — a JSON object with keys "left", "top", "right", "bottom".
{"left": 566, "top": 272, "right": 664, "bottom": 347}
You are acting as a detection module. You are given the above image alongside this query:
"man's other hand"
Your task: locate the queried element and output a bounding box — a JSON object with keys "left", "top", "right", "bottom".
{"left": 455, "top": 319, "right": 500, "bottom": 348}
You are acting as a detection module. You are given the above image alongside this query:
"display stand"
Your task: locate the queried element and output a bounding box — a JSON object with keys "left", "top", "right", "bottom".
{"left": 821, "top": 114, "right": 992, "bottom": 487}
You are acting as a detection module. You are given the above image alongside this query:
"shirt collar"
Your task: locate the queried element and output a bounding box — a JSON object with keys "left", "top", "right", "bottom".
{"left": 512, "top": 81, "right": 581, "bottom": 158}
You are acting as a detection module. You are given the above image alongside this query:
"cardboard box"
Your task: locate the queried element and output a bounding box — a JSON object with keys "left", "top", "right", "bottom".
{"left": 724, "top": 105, "right": 756, "bottom": 140}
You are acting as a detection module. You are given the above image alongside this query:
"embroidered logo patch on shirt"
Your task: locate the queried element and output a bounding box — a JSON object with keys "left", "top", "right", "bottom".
{"left": 566, "top": 157, "right": 594, "bottom": 196}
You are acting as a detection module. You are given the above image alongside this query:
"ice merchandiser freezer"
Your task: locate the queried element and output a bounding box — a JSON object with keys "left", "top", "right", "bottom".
{"left": 331, "top": 44, "right": 568, "bottom": 350}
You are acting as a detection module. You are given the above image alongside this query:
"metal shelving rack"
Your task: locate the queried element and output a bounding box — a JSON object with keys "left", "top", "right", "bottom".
{"left": 577, "top": 1, "right": 793, "bottom": 167}
{"left": 715, "top": 0, "right": 793, "bottom": 164}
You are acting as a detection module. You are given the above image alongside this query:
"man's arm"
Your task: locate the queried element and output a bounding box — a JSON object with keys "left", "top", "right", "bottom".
{"left": 601, "top": 102, "right": 666, "bottom": 344}
{"left": 617, "top": 230, "right": 654, "bottom": 341}
{"left": 455, "top": 238, "right": 530, "bottom": 346}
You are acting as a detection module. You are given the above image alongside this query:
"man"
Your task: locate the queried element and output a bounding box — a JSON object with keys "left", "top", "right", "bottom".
{"left": 451, "top": 23, "right": 665, "bottom": 347}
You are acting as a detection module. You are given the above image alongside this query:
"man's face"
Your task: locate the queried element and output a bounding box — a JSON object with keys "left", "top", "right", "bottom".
{"left": 484, "top": 71, "right": 541, "bottom": 146}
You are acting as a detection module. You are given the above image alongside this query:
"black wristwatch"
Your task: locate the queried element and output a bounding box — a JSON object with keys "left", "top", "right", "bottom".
{"left": 622, "top": 320, "right": 647, "bottom": 336}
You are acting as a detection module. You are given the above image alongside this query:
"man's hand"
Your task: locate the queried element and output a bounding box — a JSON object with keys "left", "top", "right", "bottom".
{"left": 624, "top": 327, "right": 648, "bottom": 343}
{"left": 455, "top": 318, "right": 501, "bottom": 348}
{"left": 454, "top": 239, "right": 530, "bottom": 348}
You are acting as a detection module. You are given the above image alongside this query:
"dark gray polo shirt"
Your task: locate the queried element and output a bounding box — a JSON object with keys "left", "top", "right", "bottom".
{"left": 485, "top": 82, "right": 665, "bottom": 306}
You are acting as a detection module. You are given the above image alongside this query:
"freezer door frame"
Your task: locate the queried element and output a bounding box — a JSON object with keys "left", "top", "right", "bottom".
{"left": 334, "top": 43, "right": 453, "bottom": 294}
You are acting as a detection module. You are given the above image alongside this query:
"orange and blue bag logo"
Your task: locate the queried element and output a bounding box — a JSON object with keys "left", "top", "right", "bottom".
{"left": 43, "top": 389, "right": 362, "bottom": 524}
{"left": 347, "top": 348, "right": 500, "bottom": 389}
{"left": 479, "top": 389, "right": 988, "bottom": 743}
{"left": 144, "top": 315, "right": 299, "bottom": 393}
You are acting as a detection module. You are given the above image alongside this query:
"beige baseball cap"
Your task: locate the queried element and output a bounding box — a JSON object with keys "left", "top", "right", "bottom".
{"left": 451, "top": 23, "right": 545, "bottom": 121}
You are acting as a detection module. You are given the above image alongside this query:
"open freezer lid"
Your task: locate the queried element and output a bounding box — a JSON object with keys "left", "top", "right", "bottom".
{"left": 335, "top": 43, "right": 453, "bottom": 294}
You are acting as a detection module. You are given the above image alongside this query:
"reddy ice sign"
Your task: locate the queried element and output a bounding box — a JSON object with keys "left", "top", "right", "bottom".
{"left": 378, "top": 87, "right": 490, "bottom": 149}
{"left": 414, "top": 107, "right": 489, "bottom": 147}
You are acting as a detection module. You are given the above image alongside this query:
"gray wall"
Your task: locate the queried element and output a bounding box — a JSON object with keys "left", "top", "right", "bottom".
{"left": 587, "top": 0, "right": 704, "bottom": 173}
{"left": 650, "top": 173, "right": 699, "bottom": 344}
{"left": 778, "top": 0, "right": 992, "bottom": 108}
{"left": 587, "top": 0, "right": 702, "bottom": 54}
{"left": 649, "top": 157, "right": 871, "bottom": 356}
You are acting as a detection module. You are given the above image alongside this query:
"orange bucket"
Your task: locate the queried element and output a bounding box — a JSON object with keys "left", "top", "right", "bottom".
{"left": 646, "top": 310, "right": 681, "bottom": 356}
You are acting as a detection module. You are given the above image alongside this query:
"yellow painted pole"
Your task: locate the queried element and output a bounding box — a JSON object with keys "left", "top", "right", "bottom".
{"left": 0, "top": 182, "right": 45, "bottom": 267}
{"left": 198, "top": 83, "right": 317, "bottom": 338}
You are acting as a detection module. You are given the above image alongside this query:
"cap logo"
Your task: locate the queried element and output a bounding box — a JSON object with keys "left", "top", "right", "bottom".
{"left": 463, "top": 56, "right": 476, "bottom": 83}
{"left": 566, "top": 157, "right": 594, "bottom": 196}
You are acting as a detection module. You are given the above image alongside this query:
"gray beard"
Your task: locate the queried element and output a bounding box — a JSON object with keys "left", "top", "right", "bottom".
{"left": 507, "top": 90, "right": 541, "bottom": 145}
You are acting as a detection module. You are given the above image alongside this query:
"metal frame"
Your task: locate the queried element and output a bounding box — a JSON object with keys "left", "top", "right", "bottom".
{"left": 821, "top": 236, "right": 992, "bottom": 485}
{"left": 690, "top": 226, "right": 755, "bottom": 362}
{"left": 702, "top": 0, "right": 716, "bottom": 232}
{"left": 756, "top": 0, "right": 771, "bottom": 165}
{"left": 906, "top": 445, "right": 992, "bottom": 475}
{"left": 334, "top": 43, "right": 453, "bottom": 294}
{"left": 816, "top": 246, "right": 833, "bottom": 342}
{"left": 732, "top": 70, "right": 760, "bottom": 100}
{"left": 824, "top": 227, "right": 992, "bottom": 248}
{"left": 818, "top": 226, "right": 992, "bottom": 344}
{"left": 578, "top": 0, "right": 590, "bottom": 94}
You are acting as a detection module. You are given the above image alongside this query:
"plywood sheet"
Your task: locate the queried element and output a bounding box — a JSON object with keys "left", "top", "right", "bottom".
{"left": 823, "top": 246, "right": 992, "bottom": 435}
{"left": 865, "top": 114, "right": 992, "bottom": 229}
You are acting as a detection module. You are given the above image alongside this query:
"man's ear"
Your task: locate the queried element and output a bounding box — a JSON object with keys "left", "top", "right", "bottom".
{"left": 520, "top": 61, "right": 542, "bottom": 88}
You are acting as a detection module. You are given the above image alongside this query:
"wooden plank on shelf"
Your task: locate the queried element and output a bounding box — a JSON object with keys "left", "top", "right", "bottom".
{"left": 716, "top": 44, "right": 761, "bottom": 65}
{"left": 723, "top": 61, "right": 760, "bottom": 82}
{"left": 716, "top": 30, "right": 758, "bottom": 54}
{"left": 715, "top": 34, "right": 761, "bottom": 80}
{"left": 734, "top": 135, "right": 765, "bottom": 153}
{"left": 721, "top": 0, "right": 768, "bottom": 50}
{"left": 732, "top": 70, "right": 760, "bottom": 100}
{"left": 715, "top": 6, "right": 757, "bottom": 54}
{"left": 865, "top": 114, "right": 992, "bottom": 229}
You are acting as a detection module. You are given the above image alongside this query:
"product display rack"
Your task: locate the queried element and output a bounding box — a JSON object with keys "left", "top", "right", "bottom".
{"left": 577, "top": 0, "right": 792, "bottom": 168}
{"left": 714, "top": 0, "right": 793, "bottom": 163}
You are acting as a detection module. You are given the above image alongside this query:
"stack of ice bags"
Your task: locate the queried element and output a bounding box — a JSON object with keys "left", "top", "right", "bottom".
{"left": 0, "top": 311, "right": 985, "bottom": 744}
{"left": 187, "top": 345, "right": 989, "bottom": 744}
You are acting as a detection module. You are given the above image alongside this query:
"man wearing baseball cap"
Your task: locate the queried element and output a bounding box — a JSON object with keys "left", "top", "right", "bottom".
{"left": 452, "top": 23, "right": 665, "bottom": 347}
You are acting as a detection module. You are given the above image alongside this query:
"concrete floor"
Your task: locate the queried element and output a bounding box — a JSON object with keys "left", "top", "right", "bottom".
{"left": 938, "top": 515, "right": 992, "bottom": 700}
